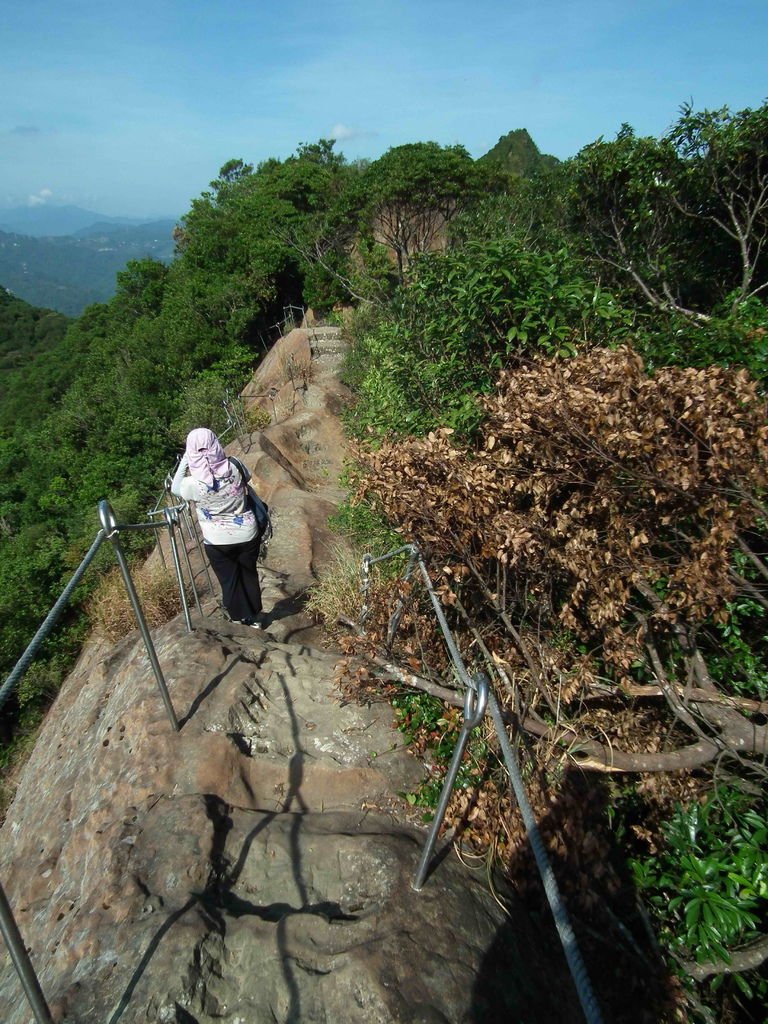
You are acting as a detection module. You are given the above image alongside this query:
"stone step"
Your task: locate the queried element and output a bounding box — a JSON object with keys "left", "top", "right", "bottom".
{"left": 308, "top": 330, "right": 343, "bottom": 343}
{"left": 313, "top": 339, "right": 347, "bottom": 350}
{"left": 313, "top": 349, "right": 347, "bottom": 360}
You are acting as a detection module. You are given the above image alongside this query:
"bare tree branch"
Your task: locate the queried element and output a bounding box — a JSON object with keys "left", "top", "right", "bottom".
{"left": 681, "top": 933, "right": 768, "bottom": 982}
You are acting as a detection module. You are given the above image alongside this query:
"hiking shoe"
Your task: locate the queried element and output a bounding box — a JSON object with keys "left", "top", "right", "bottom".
{"left": 244, "top": 610, "right": 272, "bottom": 626}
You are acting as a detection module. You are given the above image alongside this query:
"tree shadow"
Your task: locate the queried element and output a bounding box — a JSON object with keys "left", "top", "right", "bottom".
{"left": 469, "top": 911, "right": 581, "bottom": 1023}
{"left": 468, "top": 766, "right": 674, "bottom": 1024}
{"left": 179, "top": 655, "right": 245, "bottom": 727}
{"left": 109, "top": 657, "right": 352, "bottom": 1022}
{"left": 263, "top": 589, "right": 324, "bottom": 645}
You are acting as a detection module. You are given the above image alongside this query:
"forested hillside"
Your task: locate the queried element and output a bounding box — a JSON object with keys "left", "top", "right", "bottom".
{"left": 0, "top": 220, "right": 177, "bottom": 315}
{"left": 1, "top": 107, "right": 766, "bottom": 1022}
{"left": 0, "top": 289, "right": 68, "bottom": 375}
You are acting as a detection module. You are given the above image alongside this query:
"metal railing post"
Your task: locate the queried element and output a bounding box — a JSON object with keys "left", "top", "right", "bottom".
{"left": 181, "top": 503, "right": 195, "bottom": 543}
{"left": 360, "top": 554, "right": 372, "bottom": 624}
{"left": 360, "top": 544, "right": 605, "bottom": 1024}
{"left": 155, "top": 526, "right": 168, "bottom": 575}
{"left": 360, "top": 544, "right": 415, "bottom": 630}
{"left": 184, "top": 505, "right": 214, "bottom": 598}
{"left": 412, "top": 673, "right": 488, "bottom": 891}
{"left": 0, "top": 882, "right": 53, "bottom": 1024}
{"left": 485, "top": 690, "right": 604, "bottom": 1024}
{"left": 164, "top": 509, "right": 193, "bottom": 634}
{"left": 176, "top": 511, "right": 203, "bottom": 620}
{"left": 98, "top": 502, "right": 180, "bottom": 732}
{"left": 386, "top": 543, "right": 419, "bottom": 650}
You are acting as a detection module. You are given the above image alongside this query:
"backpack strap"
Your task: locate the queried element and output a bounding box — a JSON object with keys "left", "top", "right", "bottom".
{"left": 228, "top": 455, "right": 250, "bottom": 484}
{"left": 230, "top": 456, "right": 271, "bottom": 540}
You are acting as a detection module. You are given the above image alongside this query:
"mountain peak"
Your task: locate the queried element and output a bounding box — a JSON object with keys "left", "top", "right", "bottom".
{"left": 480, "top": 128, "right": 560, "bottom": 177}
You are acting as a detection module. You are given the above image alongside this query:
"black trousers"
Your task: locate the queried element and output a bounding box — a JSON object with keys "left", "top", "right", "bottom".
{"left": 205, "top": 534, "right": 262, "bottom": 622}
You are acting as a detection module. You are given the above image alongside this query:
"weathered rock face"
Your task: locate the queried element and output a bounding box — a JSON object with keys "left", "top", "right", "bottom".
{"left": 0, "top": 327, "right": 580, "bottom": 1022}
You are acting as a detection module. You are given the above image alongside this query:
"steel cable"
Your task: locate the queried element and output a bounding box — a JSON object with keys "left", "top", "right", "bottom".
{"left": 363, "top": 542, "right": 605, "bottom": 1024}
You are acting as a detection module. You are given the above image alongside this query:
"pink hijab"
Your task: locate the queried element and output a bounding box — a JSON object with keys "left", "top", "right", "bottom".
{"left": 185, "top": 428, "right": 229, "bottom": 488}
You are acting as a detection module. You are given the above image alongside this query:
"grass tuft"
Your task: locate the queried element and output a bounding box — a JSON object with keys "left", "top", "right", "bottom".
{"left": 306, "top": 543, "right": 363, "bottom": 627}
{"left": 86, "top": 564, "right": 187, "bottom": 643}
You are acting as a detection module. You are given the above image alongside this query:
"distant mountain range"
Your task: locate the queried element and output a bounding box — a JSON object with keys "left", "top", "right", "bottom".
{"left": 0, "top": 215, "right": 178, "bottom": 316}
{"left": 0, "top": 203, "right": 175, "bottom": 238}
{"left": 480, "top": 129, "right": 560, "bottom": 176}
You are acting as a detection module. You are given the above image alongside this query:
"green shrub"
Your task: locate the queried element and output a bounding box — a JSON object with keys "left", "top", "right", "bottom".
{"left": 636, "top": 297, "right": 768, "bottom": 383}
{"left": 328, "top": 495, "right": 402, "bottom": 557}
{"left": 341, "top": 238, "right": 635, "bottom": 440}
{"left": 631, "top": 788, "right": 767, "bottom": 988}
{"left": 392, "top": 690, "right": 489, "bottom": 820}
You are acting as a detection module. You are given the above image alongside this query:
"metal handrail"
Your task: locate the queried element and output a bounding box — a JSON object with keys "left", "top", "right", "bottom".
{"left": 0, "top": 498, "right": 195, "bottom": 1022}
{"left": 360, "top": 542, "right": 604, "bottom": 1024}
{"left": 1, "top": 434, "right": 251, "bottom": 1019}
{"left": 0, "top": 886, "right": 53, "bottom": 1023}
{"left": 257, "top": 303, "right": 306, "bottom": 351}
{"left": 412, "top": 671, "right": 489, "bottom": 890}
{"left": 97, "top": 501, "right": 180, "bottom": 732}
{"left": 154, "top": 466, "right": 216, "bottom": 601}
{"left": 0, "top": 529, "right": 106, "bottom": 714}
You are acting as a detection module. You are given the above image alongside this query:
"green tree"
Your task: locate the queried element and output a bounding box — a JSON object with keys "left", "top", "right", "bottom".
{"left": 567, "top": 125, "right": 696, "bottom": 316}
{"left": 361, "top": 142, "right": 486, "bottom": 283}
{"left": 666, "top": 102, "right": 768, "bottom": 312}
{"left": 568, "top": 102, "right": 768, "bottom": 323}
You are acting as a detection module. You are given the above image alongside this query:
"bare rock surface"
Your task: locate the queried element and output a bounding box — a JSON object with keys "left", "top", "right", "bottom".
{"left": 0, "top": 326, "right": 579, "bottom": 1022}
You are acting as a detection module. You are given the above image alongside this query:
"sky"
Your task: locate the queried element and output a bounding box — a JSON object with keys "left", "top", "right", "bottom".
{"left": 1, "top": 0, "right": 766, "bottom": 219}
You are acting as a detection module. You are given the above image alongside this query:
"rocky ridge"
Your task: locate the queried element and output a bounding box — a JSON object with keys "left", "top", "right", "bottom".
{"left": 0, "top": 324, "right": 579, "bottom": 1022}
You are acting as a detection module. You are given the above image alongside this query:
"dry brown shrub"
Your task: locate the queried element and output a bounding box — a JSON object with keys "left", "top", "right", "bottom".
{"left": 340, "top": 345, "right": 768, "bottom": 1022}
{"left": 87, "top": 564, "right": 186, "bottom": 643}
{"left": 353, "top": 345, "right": 767, "bottom": 683}
{"left": 279, "top": 351, "right": 314, "bottom": 390}
{"left": 345, "top": 343, "right": 768, "bottom": 779}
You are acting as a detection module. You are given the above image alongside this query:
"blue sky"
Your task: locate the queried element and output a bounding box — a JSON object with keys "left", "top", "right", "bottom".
{"left": 2, "top": 0, "right": 766, "bottom": 219}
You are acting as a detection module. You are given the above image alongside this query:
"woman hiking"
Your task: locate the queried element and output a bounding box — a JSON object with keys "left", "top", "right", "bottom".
{"left": 171, "top": 427, "right": 268, "bottom": 628}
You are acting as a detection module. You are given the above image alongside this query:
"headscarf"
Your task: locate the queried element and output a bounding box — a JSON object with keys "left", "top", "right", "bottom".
{"left": 185, "top": 428, "right": 229, "bottom": 488}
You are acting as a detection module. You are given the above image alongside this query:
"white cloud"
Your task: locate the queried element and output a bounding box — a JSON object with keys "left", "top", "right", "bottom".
{"left": 27, "top": 188, "right": 53, "bottom": 207}
{"left": 329, "top": 123, "right": 356, "bottom": 141}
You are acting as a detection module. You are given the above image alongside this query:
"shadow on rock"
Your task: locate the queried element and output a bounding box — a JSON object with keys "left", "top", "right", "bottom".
{"left": 468, "top": 913, "right": 583, "bottom": 1024}
{"left": 108, "top": 666, "right": 313, "bottom": 1023}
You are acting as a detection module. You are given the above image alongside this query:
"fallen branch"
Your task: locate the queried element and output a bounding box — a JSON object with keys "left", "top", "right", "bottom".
{"left": 620, "top": 681, "right": 768, "bottom": 715}
{"left": 737, "top": 535, "right": 768, "bottom": 583}
{"left": 358, "top": 648, "right": 723, "bottom": 773}
{"left": 681, "top": 933, "right": 768, "bottom": 982}
{"left": 367, "top": 652, "right": 464, "bottom": 706}
{"left": 729, "top": 569, "right": 768, "bottom": 612}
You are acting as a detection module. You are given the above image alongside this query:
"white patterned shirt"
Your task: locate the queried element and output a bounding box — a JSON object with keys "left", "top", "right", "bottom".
{"left": 171, "top": 455, "right": 258, "bottom": 545}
